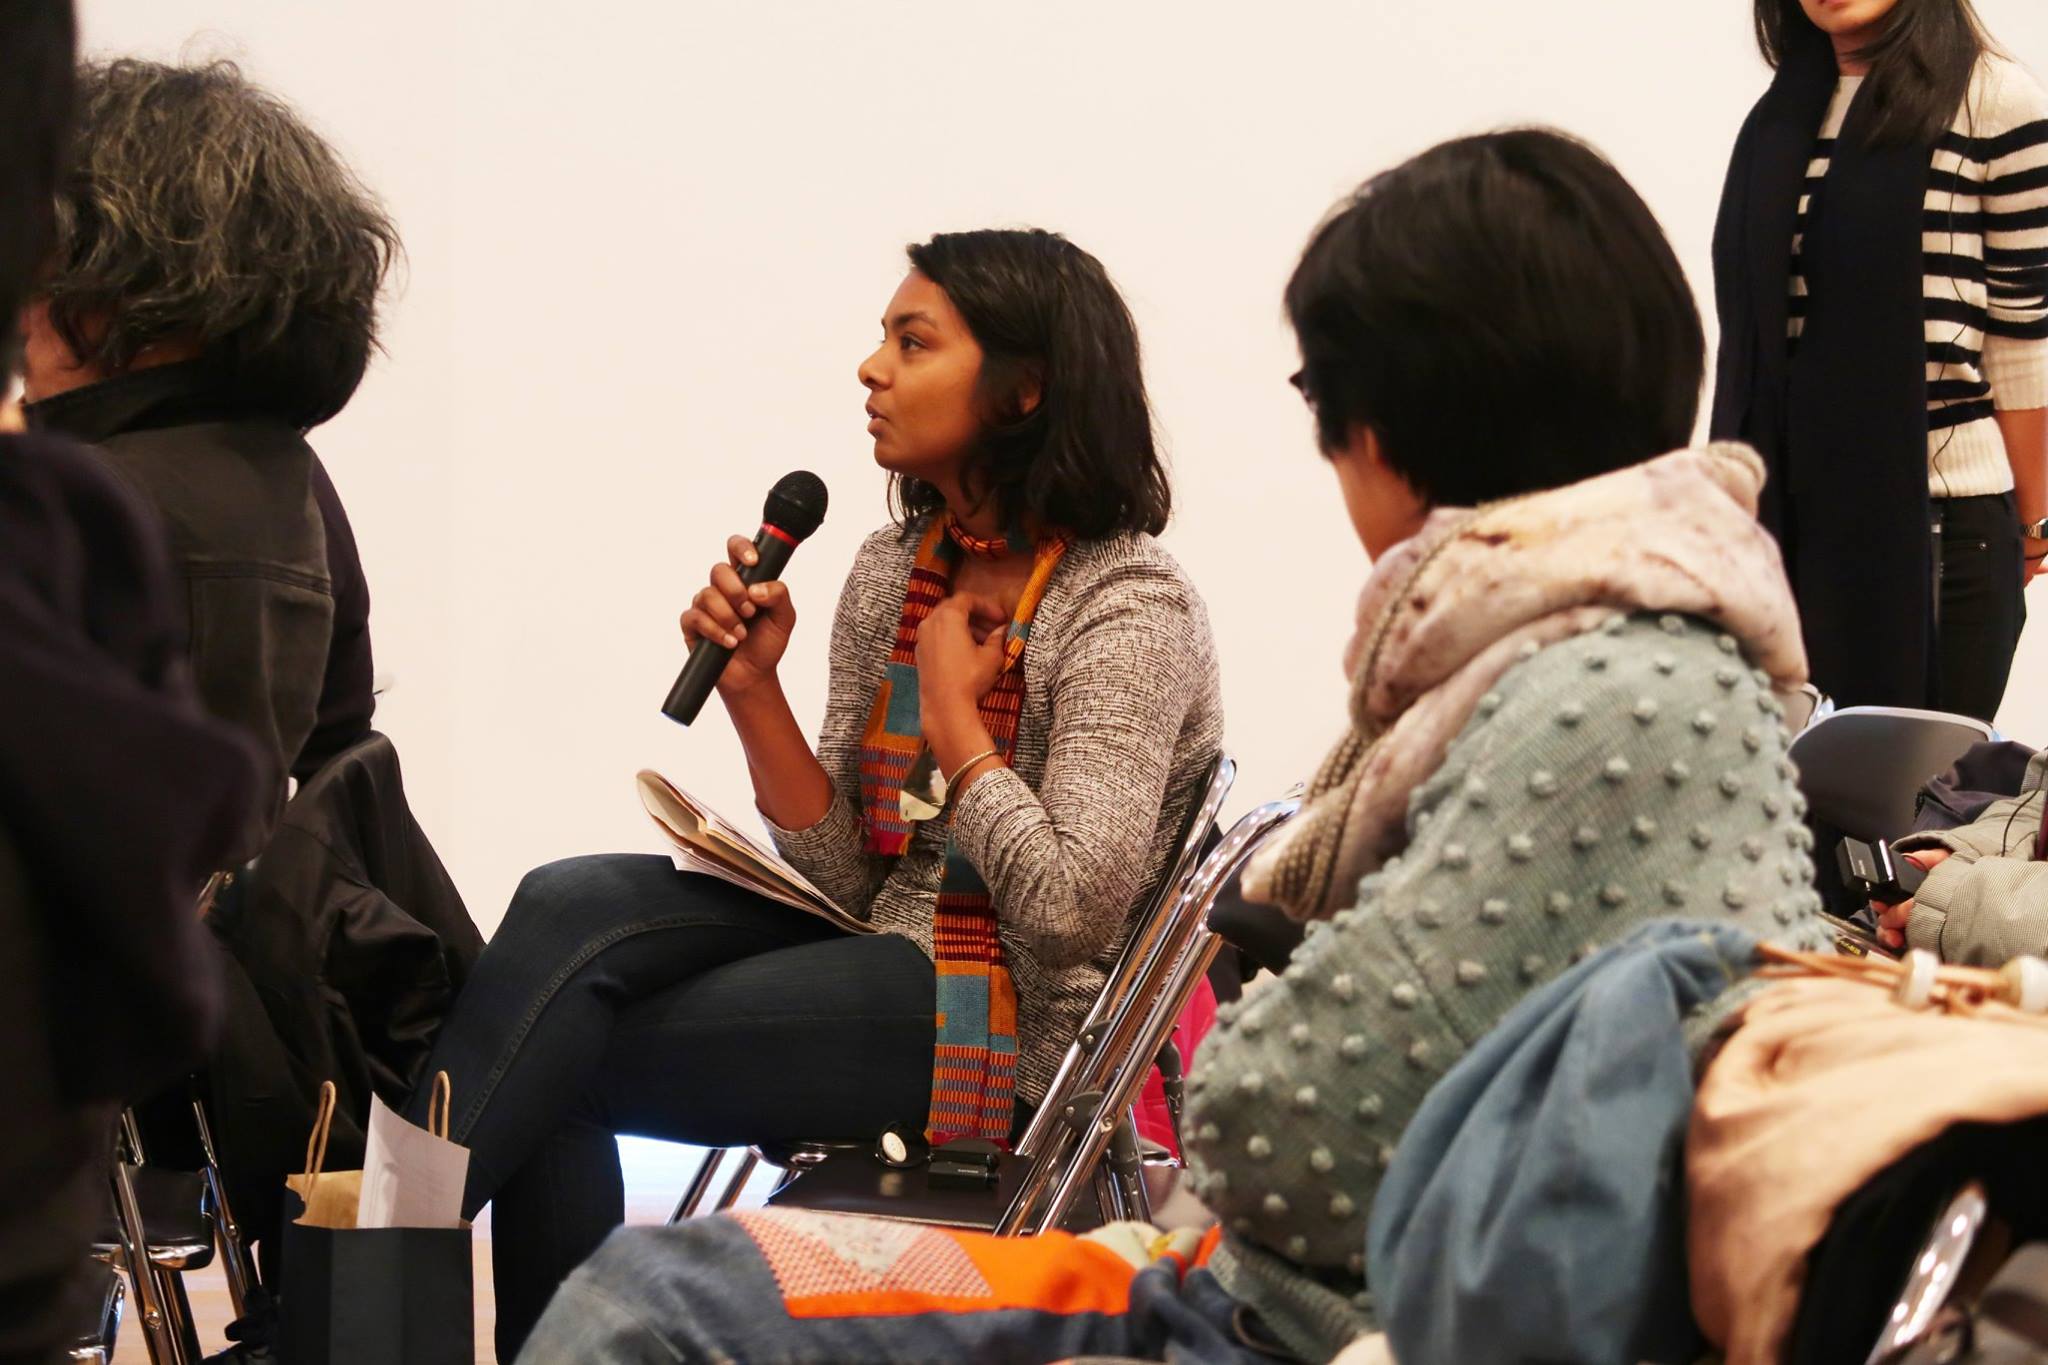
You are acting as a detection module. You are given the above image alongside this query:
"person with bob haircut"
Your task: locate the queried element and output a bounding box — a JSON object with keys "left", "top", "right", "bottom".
{"left": 513, "top": 131, "right": 1824, "bottom": 1365}
{"left": 20, "top": 57, "right": 400, "bottom": 856}
{"left": 409, "top": 226, "right": 1224, "bottom": 1357}
{"left": 1713, "top": 0, "right": 2048, "bottom": 721}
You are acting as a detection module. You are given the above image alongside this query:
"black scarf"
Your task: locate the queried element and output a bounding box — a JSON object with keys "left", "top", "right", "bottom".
{"left": 1711, "top": 31, "right": 1937, "bottom": 709}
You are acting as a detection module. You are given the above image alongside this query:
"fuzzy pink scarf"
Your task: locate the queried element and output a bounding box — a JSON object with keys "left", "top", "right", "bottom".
{"left": 1243, "top": 443, "right": 1809, "bottom": 921}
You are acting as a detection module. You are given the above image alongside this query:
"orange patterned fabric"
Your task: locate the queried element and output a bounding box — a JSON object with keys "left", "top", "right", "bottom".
{"left": 729, "top": 1208, "right": 1219, "bottom": 1323}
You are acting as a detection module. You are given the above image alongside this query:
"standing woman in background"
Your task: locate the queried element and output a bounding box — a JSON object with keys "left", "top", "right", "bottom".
{"left": 1713, "top": 0, "right": 2048, "bottom": 721}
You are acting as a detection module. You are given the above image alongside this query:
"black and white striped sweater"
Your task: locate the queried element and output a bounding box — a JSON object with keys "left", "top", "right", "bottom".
{"left": 1789, "top": 55, "right": 2048, "bottom": 497}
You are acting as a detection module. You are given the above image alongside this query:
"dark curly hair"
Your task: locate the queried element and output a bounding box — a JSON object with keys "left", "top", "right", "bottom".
{"left": 892, "top": 229, "right": 1171, "bottom": 539}
{"left": 40, "top": 59, "right": 400, "bottom": 428}
{"left": 0, "top": 0, "right": 75, "bottom": 376}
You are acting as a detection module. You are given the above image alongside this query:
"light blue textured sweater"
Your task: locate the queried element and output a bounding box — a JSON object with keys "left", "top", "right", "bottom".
{"left": 1182, "top": 613, "right": 1832, "bottom": 1362}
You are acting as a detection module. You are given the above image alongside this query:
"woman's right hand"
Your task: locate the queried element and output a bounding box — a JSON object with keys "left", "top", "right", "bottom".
{"left": 679, "top": 535, "right": 798, "bottom": 699}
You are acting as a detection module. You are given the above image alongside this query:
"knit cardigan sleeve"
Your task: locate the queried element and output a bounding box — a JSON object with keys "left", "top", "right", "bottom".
{"left": 1895, "top": 763, "right": 2048, "bottom": 965}
{"left": 761, "top": 533, "right": 895, "bottom": 917}
{"left": 1183, "top": 614, "right": 1829, "bottom": 1293}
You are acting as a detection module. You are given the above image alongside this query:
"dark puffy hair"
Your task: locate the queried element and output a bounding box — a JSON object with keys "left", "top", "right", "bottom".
{"left": 1285, "top": 129, "right": 1705, "bottom": 507}
{"left": 894, "top": 228, "right": 1171, "bottom": 538}
{"left": 40, "top": 59, "right": 401, "bottom": 428}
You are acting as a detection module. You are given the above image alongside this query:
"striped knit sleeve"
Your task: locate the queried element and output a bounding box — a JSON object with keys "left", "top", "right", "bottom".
{"left": 1978, "top": 60, "right": 2048, "bottom": 411}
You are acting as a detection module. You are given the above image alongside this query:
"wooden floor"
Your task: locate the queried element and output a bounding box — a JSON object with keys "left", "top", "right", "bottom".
{"left": 109, "top": 1139, "right": 767, "bottom": 1365}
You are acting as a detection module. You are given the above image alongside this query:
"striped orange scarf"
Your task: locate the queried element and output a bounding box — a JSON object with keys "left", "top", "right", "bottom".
{"left": 858, "top": 515, "right": 1068, "bottom": 1142}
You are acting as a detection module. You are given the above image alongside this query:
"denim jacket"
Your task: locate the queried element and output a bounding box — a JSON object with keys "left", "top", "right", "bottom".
{"left": 29, "top": 362, "right": 374, "bottom": 859}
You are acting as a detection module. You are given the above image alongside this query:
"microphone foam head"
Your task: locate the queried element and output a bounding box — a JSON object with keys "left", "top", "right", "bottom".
{"left": 763, "top": 470, "right": 829, "bottom": 541}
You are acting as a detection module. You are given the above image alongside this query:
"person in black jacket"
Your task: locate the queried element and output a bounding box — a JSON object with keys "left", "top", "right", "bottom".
{"left": 0, "top": 8, "right": 259, "bottom": 1359}
{"left": 20, "top": 58, "right": 399, "bottom": 857}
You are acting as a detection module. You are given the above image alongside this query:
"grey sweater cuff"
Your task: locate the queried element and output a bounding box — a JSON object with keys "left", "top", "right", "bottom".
{"left": 762, "top": 790, "right": 867, "bottom": 886}
{"left": 948, "top": 764, "right": 1035, "bottom": 872}
{"left": 1905, "top": 855, "right": 1971, "bottom": 954}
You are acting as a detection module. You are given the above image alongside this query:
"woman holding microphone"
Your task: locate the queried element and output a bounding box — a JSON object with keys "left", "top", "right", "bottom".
{"left": 409, "top": 227, "right": 1223, "bottom": 1358}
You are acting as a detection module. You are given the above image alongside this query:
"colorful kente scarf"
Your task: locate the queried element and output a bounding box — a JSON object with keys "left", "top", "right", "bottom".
{"left": 858, "top": 514, "right": 1069, "bottom": 1143}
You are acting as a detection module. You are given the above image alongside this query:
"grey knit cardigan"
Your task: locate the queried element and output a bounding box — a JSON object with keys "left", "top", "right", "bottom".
{"left": 766, "top": 518, "right": 1225, "bottom": 1105}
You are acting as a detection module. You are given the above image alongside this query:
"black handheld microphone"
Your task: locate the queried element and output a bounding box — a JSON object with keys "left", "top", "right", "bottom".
{"left": 662, "top": 470, "right": 829, "bottom": 726}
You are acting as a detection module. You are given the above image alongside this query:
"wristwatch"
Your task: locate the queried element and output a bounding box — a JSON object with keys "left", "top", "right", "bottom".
{"left": 2026, "top": 516, "right": 2048, "bottom": 540}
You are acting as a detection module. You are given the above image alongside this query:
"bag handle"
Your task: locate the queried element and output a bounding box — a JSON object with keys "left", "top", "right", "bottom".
{"left": 302, "top": 1080, "right": 338, "bottom": 1192}
{"left": 427, "top": 1071, "right": 452, "bottom": 1141}
{"left": 1759, "top": 943, "right": 2048, "bottom": 1019}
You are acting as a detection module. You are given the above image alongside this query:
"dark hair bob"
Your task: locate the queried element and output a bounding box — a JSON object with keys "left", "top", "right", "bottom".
{"left": 1285, "top": 129, "right": 1705, "bottom": 508}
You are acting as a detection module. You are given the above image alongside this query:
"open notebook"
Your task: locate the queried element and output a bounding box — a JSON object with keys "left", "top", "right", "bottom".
{"left": 635, "top": 769, "right": 872, "bottom": 936}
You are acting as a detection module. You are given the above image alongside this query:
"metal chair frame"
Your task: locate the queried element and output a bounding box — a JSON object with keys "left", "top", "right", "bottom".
{"left": 99, "top": 1111, "right": 209, "bottom": 1365}
{"left": 65, "top": 1262, "right": 123, "bottom": 1363}
{"left": 997, "top": 792, "right": 1297, "bottom": 1234}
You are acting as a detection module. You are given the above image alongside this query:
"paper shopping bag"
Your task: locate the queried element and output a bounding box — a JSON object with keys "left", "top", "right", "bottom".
{"left": 279, "top": 1076, "right": 474, "bottom": 1365}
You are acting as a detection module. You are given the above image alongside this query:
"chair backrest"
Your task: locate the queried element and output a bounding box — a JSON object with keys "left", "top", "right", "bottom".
{"left": 1207, "top": 872, "right": 1308, "bottom": 978}
{"left": 1789, "top": 705, "right": 1995, "bottom": 841}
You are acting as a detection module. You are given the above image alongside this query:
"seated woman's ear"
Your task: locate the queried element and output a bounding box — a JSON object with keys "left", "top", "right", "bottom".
{"left": 1326, "top": 422, "right": 1428, "bottom": 559}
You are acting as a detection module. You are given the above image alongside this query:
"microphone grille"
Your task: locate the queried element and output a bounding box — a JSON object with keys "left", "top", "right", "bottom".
{"left": 763, "top": 471, "right": 829, "bottom": 541}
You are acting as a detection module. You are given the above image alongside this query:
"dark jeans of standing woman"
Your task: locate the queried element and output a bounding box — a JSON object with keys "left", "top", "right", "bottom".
{"left": 403, "top": 853, "right": 936, "bottom": 1360}
{"left": 1932, "top": 492, "right": 2027, "bottom": 724}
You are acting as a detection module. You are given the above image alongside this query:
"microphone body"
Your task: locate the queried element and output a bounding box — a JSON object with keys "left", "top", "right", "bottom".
{"left": 662, "top": 471, "right": 828, "bottom": 727}
{"left": 661, "top": 525, "right": 797, "bottom": 726}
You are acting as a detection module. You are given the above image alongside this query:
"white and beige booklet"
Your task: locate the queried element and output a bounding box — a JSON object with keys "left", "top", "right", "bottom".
{"left": 635, "top": 769, "right": 872, "bottom": 935}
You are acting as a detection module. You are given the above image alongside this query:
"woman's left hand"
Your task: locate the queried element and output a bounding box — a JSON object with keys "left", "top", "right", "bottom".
{"left": 916, "top": 593, "right": 1010, "bottom": 717}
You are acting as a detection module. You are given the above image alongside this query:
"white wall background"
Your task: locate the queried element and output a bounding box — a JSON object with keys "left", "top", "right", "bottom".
{"left": 75, "top": 0, "right": 2048, "bottom": 933}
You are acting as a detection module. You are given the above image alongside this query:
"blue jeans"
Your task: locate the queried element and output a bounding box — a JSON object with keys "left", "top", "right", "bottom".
{"left": 518, "top": 1214, "right": 1286, "bottom": 1365}
{"left": 404, "top": 853, "right": 935, "bottom": 1359}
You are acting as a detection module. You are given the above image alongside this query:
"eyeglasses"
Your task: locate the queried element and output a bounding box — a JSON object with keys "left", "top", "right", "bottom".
{"left": 1288, "top": 369, "right": 1314, "bottom": 409}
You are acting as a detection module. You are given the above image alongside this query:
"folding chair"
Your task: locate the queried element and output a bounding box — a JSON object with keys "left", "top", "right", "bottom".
{"left": 667, "top": 764, "right": 1302, "bottom": 1238}
{"left": 1789, "top": 705, "right": 1994, "bottom": 842}
{"left": 667, "top": 753, "right": 1237, "bottom": 1229}
{"left": 94, "top": 1110, "right": 214, "bottom": 1365}
{"left": 1788, "top": 704, "right": 1995, "bottom": 937}
{"left": 992, "top": 788, "right": 1298, "bottom": 1234}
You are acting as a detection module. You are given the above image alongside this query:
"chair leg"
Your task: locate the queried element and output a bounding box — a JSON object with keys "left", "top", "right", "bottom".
{"left": 1154, "top": 1040, "right": 1188, "bottom": 1160}
{"left": 188, "top": 1091, "right": 252, "bottom": 1317}
{"left": 1105, "top": 1110, "right": 1153, "bottom": 1226}
{"left": 96, "top": 1267, "right": 126, "bottom": 1362}
{"left": 154, "top": 1262, "right": 200, "bottom": 1365}
{"left": 713, "top": 1150, "right": 761, "bottom": 1212}
{"left": 667, "top": 1148, "right": 728, "bottom": 1225}
{"left": 109, "top": 1162, "right": 179, "bottom": 1365}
